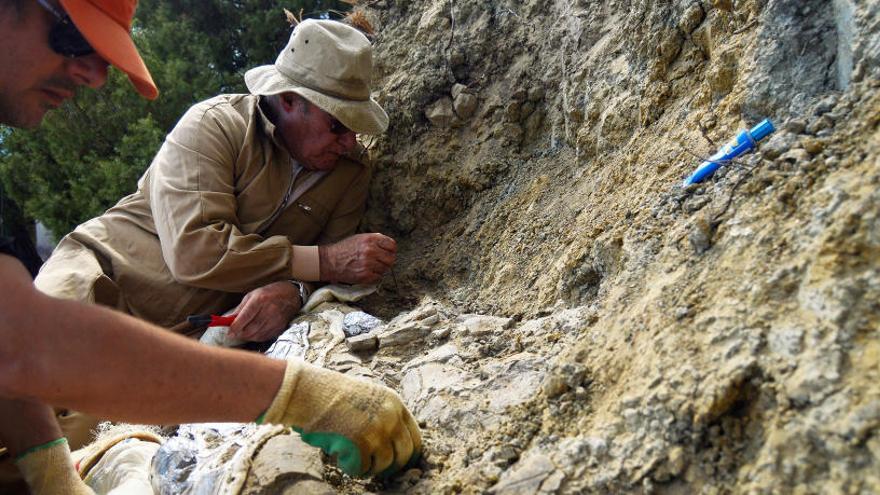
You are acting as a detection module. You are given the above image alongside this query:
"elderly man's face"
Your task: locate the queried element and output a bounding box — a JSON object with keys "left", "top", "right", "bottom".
{"left": 275, "top": 95, "right": 358, "bottom": 171}
{"left": 0, "top": 0, "right": 109, "bottom": 128}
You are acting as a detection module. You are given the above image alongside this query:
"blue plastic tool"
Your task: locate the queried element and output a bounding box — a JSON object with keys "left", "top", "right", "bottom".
{"left": 683, "top": 119, "right": 775, "bottom": 186}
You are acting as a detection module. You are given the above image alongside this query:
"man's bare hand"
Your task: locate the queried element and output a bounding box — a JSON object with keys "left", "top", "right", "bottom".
{"left": 319, "top": 233, "right": 396, "bottom": 285}
{"left": 229, "top": 281, "right": 301, "bottom": 342}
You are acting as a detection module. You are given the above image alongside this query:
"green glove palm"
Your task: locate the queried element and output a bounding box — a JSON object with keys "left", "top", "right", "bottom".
{"left": 262, "top": 360, "right": 422, "bottom": 477}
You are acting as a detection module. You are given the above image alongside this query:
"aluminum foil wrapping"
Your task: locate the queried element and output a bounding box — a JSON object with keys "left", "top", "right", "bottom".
{"left": 342, "top": 311, "right": 383, "bottom": 337}
{"left": 151, "top": 324, "right": 311, "bottom": 494}
{"left": 264, "top": 321, "right": 310, "bottom": 360}
{"left": 151, "top": 423, "right": 284, "bottom": 495}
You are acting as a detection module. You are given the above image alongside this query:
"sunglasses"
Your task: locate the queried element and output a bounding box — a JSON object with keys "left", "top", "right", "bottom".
{"left": 36, "top": 0, "right": 96, "bottom": 58}
{"left": 328, "top": 117, "right": 353, "bottom": 135}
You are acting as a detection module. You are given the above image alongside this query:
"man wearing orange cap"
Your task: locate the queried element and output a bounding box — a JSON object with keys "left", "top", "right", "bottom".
{"left": 0, "top": 2, "right": 420, "bottom": 493}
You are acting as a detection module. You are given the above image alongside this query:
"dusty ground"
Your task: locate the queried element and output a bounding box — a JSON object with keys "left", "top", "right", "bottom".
{"left": 151, "top": 1, "right": 879, "bottom": 493}
{"left": 349, "top": 0, "right": 879, "bottom": 493}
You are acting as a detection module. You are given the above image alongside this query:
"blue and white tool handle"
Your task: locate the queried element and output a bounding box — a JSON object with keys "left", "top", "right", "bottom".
{"left": 683, "top": 119, "right": 775, "bottom": 186}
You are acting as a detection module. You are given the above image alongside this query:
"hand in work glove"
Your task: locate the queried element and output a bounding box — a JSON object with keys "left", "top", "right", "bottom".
{"left": 261, "top": 359, "right": 421, "bottom": 477}
{"left": 14, "top": 438, "right": 93, "bottom": 495}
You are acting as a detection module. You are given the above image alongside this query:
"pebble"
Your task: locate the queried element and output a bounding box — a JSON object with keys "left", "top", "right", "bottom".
{"left": 543, "top": 375, "right": 569, "bottom": 399}
{"left": 426, "top": 97, "right": 456, "bottom": 126}
{"left": 420, "top": 314, "right": 441, "bottom": 327}
{"left": 685, "top": 196, "right": 710, "bottom": 213}
{"left": 784, "top": 119, "right": 806, "bottom": 134}
{"left": 451, "top": 83, "right": 469, "bottom": 100}
{"left": 504, "top": 101, "right": 523, "bottom": 122}
{"left": 813, "top": 95, "right": 838, "bottom": 116}
{"left": 490, "top": 445, "right": 519, "bottom": 465}
{"left": 430, "top": 326, "right": 453, "bottom": 340}
{"left": 779, "top": 149, "right": 811, "bottom": 163}
{"left": 806, "top": 115, "right": 833, "bottom": 134}
{"left": 675, "top": 307, "right": 690, "bottom": 320}
{"left": 667, "top": 446, "right": 687, "bottom": 477}
{"left": 454, "top": 92, "right": 479, "bottom": 119}
{"left": 346, "top": 333, "right": 379, "bottom": 352}
{"left": 398, "top": 468, "right": 423, "bottom": 485}
{"left": 761, "top": 133, "right": 794, "bottom": 160}
{"left": 688, "top": 217, "right": 713, "bottom": 254}
{"left": 801, "top": 137, "right": 825, "bottom": 155}
{"left": 678, "top": 3, "right": 705, "bottom": 34}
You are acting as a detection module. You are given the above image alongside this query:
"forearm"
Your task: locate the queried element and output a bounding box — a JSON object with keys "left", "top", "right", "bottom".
{"left": 169, "top": 241, "right": 320, "bottom": 289}
{"left": 0, "top": 260, "right": 284, "bottom": 424}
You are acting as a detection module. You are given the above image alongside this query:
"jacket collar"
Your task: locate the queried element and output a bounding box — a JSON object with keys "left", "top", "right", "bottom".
{"left": 255, "top": 95, "right": 291, "bottom": 153}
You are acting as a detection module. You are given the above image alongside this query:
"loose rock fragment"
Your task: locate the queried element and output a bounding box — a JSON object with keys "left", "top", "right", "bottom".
{"left": 242, "top": 434, "right": 330, "bottom": 494}
{"left": 784, "top": 118, "right": 807, "bottom": 134}
{"left": 379, "top": 324, "right": 431, "bottom": 348}
{"left": 346, "top": 333, "right": 378, "bottom": 352}
{"left": 454, "top": 92, "right": 479, "bottom": 119}
{"left": 426, "top": 97, "right": 456, "bottom": 126}
{"left": 780, "top": 148, "right": 811, "bottom": 163}
{"left": 688, "top": 216, "right": 713, "bottom": 254}
{"left": 451, "top": 83, "right": 468, "bottom": 100}
{"left": 806, "top": 115, "right": 834, "bottom": 134}
{"left": 801, "top": 137, "right": 825, "bottom": 155}
{"left": 489, "top": 454, "right": 557, "bottom": 494}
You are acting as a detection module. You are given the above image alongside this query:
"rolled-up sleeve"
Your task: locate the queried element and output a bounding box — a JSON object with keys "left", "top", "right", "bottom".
{"left": 148, "top": 102, "right": 293, "bottom": 292}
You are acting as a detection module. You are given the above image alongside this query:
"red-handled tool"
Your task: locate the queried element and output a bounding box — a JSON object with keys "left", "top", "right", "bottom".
{"left": 187, "top": 313, "right": 237, "bottom": 327}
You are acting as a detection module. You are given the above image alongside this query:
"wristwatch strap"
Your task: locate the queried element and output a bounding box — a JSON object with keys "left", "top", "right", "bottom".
{"left": 288, "top": 280, "right": 310, "bottom": 309}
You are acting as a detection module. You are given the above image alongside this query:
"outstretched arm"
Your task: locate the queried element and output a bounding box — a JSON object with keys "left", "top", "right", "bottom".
{"left": 0, "top": 255, "right": 283, "bottom": 424}
{"left": 0, "top": 254, "right": 421, "bottom": 476}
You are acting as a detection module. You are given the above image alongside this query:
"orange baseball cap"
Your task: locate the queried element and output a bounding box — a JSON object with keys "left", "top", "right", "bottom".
{"left": 59, "top": 0, "right": 159, "bottom": 100}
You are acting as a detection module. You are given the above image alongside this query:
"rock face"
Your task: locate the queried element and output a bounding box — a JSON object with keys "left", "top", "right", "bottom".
{"left": 151, "top": 2, "right": 880, "bottom": 494}
{"left": 242, "top": 434, "right": 332, "bottom": 495}
{"left": 350, "top": 0, "right": 880, "bottom": 493}
{"left": 78, "top": 2, "right": 880, "bottom": 493}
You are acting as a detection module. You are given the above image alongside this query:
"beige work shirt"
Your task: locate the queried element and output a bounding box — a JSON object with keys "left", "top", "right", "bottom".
{"left": 35, "top": 94, "right": 371, "bottom": 327}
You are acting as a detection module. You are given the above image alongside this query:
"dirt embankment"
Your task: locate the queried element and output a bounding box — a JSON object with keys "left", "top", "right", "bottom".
{"left": 343, "top": 0, "right": 880, "bottom": 493}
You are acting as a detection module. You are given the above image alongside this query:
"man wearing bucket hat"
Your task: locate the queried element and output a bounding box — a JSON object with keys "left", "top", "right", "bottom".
{"left": 36, "top": 18, "right": 398, "bottom": 341}
{"left": 1, "top": 5, "right": 420, "bottom": 493}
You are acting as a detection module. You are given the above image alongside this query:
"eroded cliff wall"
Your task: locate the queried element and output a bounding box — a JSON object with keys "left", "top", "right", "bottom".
{"left": 353, "top": 0, "right": 880, "bottom": 493}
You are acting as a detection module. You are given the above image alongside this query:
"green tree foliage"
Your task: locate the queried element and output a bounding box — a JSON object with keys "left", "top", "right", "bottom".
{"left": 0, "top": 0, "right": 350, "bottom": 238}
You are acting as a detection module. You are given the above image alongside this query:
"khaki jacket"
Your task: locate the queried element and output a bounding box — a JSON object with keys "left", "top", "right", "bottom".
{"left": 36, "top": 94, "right": 371, "bottom": 327}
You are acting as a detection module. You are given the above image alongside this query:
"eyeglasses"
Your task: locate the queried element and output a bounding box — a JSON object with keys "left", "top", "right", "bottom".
{"left": 36, "top": 0, "right": 96, "bottom": 58}
{"left": 329, "top": 117, "right": 353, "bottom": 136}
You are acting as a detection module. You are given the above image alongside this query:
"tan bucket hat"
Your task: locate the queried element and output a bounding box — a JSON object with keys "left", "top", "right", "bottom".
{"left": 245, "top": 19, "right": 388, "bottom": 135}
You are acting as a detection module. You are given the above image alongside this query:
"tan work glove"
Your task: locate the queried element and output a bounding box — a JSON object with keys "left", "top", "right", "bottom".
{"left": 262, "top": 360, "right": 422, "bottom": 477}
{"left": 14, "top": 438, "right": 93, "bottom": 495}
